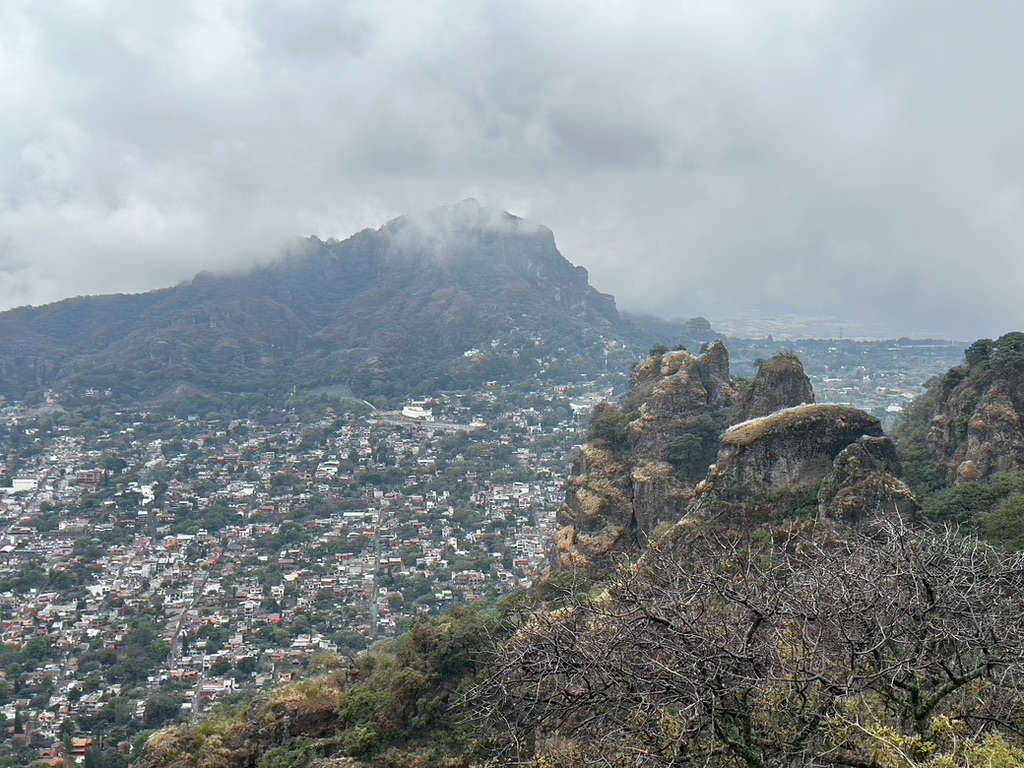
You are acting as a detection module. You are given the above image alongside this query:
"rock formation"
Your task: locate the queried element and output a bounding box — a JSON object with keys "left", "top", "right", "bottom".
{"left": 688, "top": 404, "right": 918, "bottom": 525}
{"left": 682, "top": 316, "right": 717, "bottom": 342}
{"left": 626, "top": 343, "right": 736, "bottom": 460}
{"left": 817, "top": 435, "right": 919, "bottom": 524}
{"left": 555, "top": 347, "right": 816, "bottom": 571}
{"left": 896, "top": 333, "right": 1024, "bottom": 486}
{"left": 736, "top": 352, "right": 815, "bottom": 420}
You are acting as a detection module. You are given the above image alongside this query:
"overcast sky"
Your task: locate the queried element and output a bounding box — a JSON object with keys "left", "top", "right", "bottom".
{"left": 2, "top": 1, "right": 1023, "bottom": 339}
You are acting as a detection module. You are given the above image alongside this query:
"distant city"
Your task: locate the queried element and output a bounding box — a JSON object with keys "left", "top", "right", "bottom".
{"left": 707, "top": 310, "right": 960, "bottom": 343}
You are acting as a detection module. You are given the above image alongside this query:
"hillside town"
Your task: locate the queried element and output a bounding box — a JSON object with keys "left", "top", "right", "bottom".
{"left": 0, "top": 338, "right": 965, "bottom": 765}
{"left": 0, "top": 375, "right": 614, "bottom": 764}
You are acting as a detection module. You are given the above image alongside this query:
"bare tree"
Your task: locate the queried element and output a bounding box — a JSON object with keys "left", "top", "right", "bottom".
{"left": 471, "top": 518, "right": 1024, "bottom": 767}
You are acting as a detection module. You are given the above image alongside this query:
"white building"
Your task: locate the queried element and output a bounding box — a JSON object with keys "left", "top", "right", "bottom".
{"left": 402, "top": 400, "right": 434, "bottom": 420}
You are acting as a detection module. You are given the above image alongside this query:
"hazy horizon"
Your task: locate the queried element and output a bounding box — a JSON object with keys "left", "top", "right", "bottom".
{"left": 3, "top": 1, "right": 1023, "bottom": 340}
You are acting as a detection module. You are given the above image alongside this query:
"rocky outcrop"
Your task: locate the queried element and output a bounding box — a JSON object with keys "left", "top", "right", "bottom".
{"left": 555, "top": 345, "right": 820, "bottom": 572}
{"left": 688, "top": 404, "right": 916, "bottom": 524}
{"left": 896, "top": 333, "right": 1024, "bottom": 486}
{"left": 820, "top": 471, "right": 920, "bottom": 525}
{"left": 554, "top": 443, "right": 637, "bottom": 570}
{"left": 555, "top": 345, "right": 733, "bottom": 572}
{"left": 682, "top": 316, "right": 718, "bottom": 342}
{"left": 136, "top": 673, "right": 347, "bottom": 768}
{"left": 816, "top": 435, "right": 898, "bottom": 506}
{"left": 737, "top": 353, "right": 814, "bottom": 420}
{"left": 817, "top": 435, "right": 919, "bottom": 524}
{"left": 626, "top": 342, "right": 736, "bottom": 460}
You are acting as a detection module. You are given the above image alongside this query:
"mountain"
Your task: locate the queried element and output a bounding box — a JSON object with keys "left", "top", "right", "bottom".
{"left": 0, "top": 200, "right": 642, "bottom": 404}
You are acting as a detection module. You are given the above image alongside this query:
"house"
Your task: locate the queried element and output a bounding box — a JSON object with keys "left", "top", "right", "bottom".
{"left": 71, "top": 736, "right": 94, "bottom": 759}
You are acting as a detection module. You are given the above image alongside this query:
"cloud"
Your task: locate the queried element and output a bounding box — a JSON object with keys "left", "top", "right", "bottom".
{"left": 1, "top": 0, "right": 1023, "bottom": 338}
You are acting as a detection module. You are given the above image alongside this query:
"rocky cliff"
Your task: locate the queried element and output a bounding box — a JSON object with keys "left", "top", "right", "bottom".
{"left": 896, "top": 333, "right": 1024, "bottom": 487}
{"left": 817, "top": 435, "right": 919, "bottom": 524}
{"left": 736, "top": 352, "right": 815, "bottom": 420}
{"left": 555, "top": 347, "right": 815, "bottom": 571}
{"left": 688, "top": 404, "right": 918, "bottom": 525}
{"left": 626, "top": 343, "right": 736, "bottom": 460}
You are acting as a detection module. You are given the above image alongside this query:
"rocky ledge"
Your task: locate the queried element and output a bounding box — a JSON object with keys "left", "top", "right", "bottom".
{"left": 688, "top": 404, "right": 918, "bottom": 525}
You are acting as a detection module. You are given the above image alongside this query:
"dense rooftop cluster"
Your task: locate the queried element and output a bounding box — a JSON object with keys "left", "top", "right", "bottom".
{"left": 0, "top": 377, "right": 612, "bottom": 764}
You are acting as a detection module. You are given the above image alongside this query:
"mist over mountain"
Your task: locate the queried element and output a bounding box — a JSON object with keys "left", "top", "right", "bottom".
{"left": 0, "top": 201, "right": 653, "bottom": 403}
{"left": 7, "top": 3, "right": 1024, "bottom": 339}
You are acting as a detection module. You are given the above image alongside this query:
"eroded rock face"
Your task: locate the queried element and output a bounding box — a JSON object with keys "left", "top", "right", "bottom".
{"left": 897, "top": 333, "right": 1024, "bottom": 487}
{"left": 931, "top": 379, "right": 1023, "bottom": 485}
{"left": 555, "top": 443, "right": 636, "bottom": 570}
{"left": 626, "top": 343, "right": 736, "bottom": 461}
{"left": 816, "top": 436, "right": 898, "bottom": 505}
{"left": 556, "top": 345, "right": 818, "bottom": 572}
{"left": 555, "top": 346, "right": 733, "bottom": 572}
{"left": 737, "top": 353, "right": 815, "bottom": 421}
{"left": 687, "top": 404, "right": 892, "bottom": 524}
{"left": 817, "top": 436, "right": 920, "bottom": 524}
{"left": 821, "top": 471, "right": 920, "bottom": 525}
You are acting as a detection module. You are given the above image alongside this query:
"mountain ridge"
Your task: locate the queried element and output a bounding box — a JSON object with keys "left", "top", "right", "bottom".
{"left": 0, "top": 202, "right": 638, "bottom": 404}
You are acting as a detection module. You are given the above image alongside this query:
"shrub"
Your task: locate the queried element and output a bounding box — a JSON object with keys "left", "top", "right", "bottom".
{"left": 338, "top": 684, "right": 387, "bottom": 727}
{"left": 587, "top": 403, "right": 629, "bottom": 453}
{"left": 980, "top": 494, "right": 1024, "bottom": 551}
{"left": 477, "top": 520, "right": 1024, "bottom": 766}
{"left": 343, "top": 724, "right": 380, "bottom": 758}
{"left": 923, "top": 473, "right": 1024, "bottom": 550}
{"left": 257, "top": 737, "right": 315, "bottom": 768}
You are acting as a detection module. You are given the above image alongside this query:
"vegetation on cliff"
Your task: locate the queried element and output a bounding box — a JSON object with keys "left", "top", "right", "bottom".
{"left": 136, "top": 606, "right": 497, "bottom": 768}
{"left": 477, "top": 518, "right": 1024, "bottom": 767}
{"left": 896, "top": 332, "right": 1024, "bottom": 491}
{"left": 920, "top": 471, "right": 1024, "bottom": 550}
{"left": 720, "top": 403, "right": 871, "bottom": 447}
{"left": 133, "top": 574, "right": 591, "bottom": 768}
{"left": 894, "top": 333, "right": 1024, "bottom": 545}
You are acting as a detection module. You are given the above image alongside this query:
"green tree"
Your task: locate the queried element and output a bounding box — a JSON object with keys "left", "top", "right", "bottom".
{"left": 144, "top": 693, "right": 184, "bottom": 727}
{"left": 587, "top": 403, "right": 629, "bottom": 453}
{"left": 981, "top": 494, "right": 1024, "bottom": 550}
